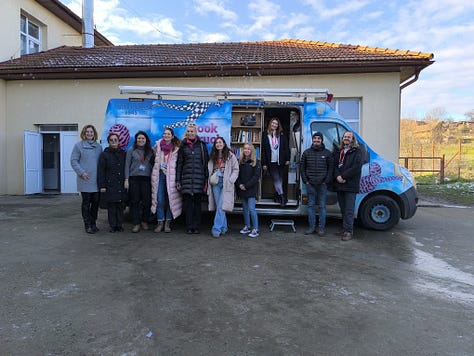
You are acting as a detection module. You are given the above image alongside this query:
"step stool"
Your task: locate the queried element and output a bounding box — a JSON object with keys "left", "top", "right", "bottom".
{"left": 269, "top": 219, "right": 296, "bottom": 232}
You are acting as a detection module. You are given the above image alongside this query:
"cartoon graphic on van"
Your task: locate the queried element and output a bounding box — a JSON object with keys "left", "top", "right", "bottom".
{"left": 102, "top": 87, "right": 418, "bottom": 231}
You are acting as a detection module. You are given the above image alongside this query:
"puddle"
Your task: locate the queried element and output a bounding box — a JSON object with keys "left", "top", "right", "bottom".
{"left": 412, "top": 248, "right": 474, "bottom": 304}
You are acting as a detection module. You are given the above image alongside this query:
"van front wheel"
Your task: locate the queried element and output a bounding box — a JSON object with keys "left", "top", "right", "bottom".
{"left": 359, "top": 195, "right": 400, "bottom": 231}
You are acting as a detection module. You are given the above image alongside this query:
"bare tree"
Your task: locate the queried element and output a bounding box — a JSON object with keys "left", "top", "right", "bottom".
{"left": 464, "top": 109, "right": 474, "bottom": 122}
{"left": 424, "top": 107, "right": 447, "bottom": 122}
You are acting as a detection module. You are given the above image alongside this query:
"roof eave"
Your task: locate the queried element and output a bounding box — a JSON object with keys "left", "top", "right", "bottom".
{"left": 0, "top": 60, "right": 433, "bottom": 81}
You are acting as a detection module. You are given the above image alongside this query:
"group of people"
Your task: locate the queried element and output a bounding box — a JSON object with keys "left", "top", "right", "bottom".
{"left": 70, "top": 119, "right": 362, "bottom": 241}
{"left": 70, "top": 123, "right": 261, "bottom": 238}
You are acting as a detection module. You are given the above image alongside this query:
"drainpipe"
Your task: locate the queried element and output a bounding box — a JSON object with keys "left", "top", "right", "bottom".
{"left": 400, "top": 68, "right": 421, "bottom": 90}
{"left": 82, "top": 0, "right": 94, "bottom": 48}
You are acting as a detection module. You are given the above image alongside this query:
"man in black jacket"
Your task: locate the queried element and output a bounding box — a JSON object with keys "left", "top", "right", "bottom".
{"left": 334, "top": 131, "right": 363, "bottom": 241}
{"left": 301, "top": 132, "right": 334, "bottom": 236}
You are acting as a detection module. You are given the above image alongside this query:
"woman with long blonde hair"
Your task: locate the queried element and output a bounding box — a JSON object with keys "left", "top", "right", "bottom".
{"left": 236, "top": 143, "right": 261, "bottom": 238}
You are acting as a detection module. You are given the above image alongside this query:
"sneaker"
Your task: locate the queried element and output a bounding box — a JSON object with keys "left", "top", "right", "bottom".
{"left": 342, "top": 231, "right": 353, "bottom": 241}
{"left": 318, "top": 228, "right": 325, "bottom": 237}
{"left": 304, "top": 228, "right": 315, "bottom": 235}
{"left": 240, "top": 226, "right": 251, "bottom": 234}
{"left": 212, "top": 231, "right": 220, "bottom": 238}
{"left": 248, "top": 229, "right": 259, "bottom": 238}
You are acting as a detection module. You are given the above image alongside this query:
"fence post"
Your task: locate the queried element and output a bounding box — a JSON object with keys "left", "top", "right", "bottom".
{"left": 440, "top": 154, "right": 445, "bottom": 183}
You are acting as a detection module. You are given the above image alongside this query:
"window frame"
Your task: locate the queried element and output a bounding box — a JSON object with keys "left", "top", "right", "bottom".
{"left": 20, "top": 14, "right": 42, "bottom": 55}
{"left": 328, "top": 98, "right": 361, "bottom": 133}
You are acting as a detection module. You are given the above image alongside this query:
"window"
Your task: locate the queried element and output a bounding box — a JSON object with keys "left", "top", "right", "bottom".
{"left": 328, "top": 99, "right": 360, "bottom": 133}
{"left": 20, "top": 14, "right": 41, "bottom": 55}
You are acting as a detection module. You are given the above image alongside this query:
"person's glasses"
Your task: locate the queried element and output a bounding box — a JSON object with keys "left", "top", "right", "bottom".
{"left": 109, "top": 138, "right": 118, "bottom": 142}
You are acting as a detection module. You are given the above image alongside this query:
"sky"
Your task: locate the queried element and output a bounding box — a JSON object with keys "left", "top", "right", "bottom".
{"left": 60, "top": 0, "right": 474, "bottom": 121}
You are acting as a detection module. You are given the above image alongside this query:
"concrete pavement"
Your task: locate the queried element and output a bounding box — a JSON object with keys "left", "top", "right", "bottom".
{"left": 0, "top": 194, "right": 473, "bottom": 355}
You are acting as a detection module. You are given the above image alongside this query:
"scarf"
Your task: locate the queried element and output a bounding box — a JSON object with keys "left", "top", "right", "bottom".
{"left": 160, "top": 140, "right": 173, "bottom": 155}
{"left": 186, "top": 137, "right": 197, "bottom": 149}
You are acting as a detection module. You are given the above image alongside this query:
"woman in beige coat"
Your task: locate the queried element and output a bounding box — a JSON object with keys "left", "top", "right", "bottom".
{"left": 207, "top": 137, "right": 239, "bottom": 238}
{"left": 151, "top": 127, "right": 182, "bottom": 233}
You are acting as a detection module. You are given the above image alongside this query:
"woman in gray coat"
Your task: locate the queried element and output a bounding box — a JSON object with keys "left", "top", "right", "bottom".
{"left": 70, "top": 125, "right": 103, "bottom": 234}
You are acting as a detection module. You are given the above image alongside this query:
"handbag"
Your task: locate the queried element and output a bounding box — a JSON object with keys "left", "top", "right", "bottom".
{"left": 209, "top": 171, "right": 219, "bottom": 185}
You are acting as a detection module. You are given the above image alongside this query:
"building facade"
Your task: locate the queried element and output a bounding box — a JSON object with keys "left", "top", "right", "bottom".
{"left": 0, "top": 1, "right": 433, "bottom": 195}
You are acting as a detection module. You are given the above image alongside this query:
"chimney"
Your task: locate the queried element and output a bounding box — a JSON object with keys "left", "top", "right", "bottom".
{"left": 82, "top": 0, "right": 94, "bottom": 48}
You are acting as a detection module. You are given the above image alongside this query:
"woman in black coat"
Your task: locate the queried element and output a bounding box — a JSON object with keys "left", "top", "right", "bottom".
{"left": 98, "top": 133, "right": 126, "bottom": 232}
{"left": 261, "top": 117, "right": 290, "bottom": 206}
{"left": 176, "top": 123, "right": 209, "bottom": 234}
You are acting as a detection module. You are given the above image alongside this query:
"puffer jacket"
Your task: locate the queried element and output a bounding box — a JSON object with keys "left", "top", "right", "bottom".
{"left": 333, "top": 146, "right": 363, "bottom": 192}
{"left": 207, "top": 152, "right": 239, "bottom": 212}
{"left": 300, "top": 143, "right": 334, "bottom": 185}
{"left": 176, "top": 137, "right": 209, "bottom": 195}
{"left": 150, "top": 139, "right": 182, "bottom": 218}
{"left": 97, "top": 147, "right": 126, "bottom": 203}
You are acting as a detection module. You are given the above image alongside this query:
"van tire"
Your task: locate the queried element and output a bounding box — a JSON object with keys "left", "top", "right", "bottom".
{"left": 359, "top": 195, "right": 400, "bottom": 231}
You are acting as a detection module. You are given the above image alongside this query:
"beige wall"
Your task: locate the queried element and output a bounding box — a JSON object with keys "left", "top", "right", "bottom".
{"left": 3, "top": 72, "right": 401, "bottom": 194}
{"left": 1, "top": 0, "right": 82, "bottom": 62}
{"left": 0, "top": 80, "right": 6, "bottom": 194}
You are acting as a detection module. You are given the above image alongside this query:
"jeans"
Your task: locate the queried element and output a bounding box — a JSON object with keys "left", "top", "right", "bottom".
{"left": 307, "top": 183, "right": 327, "bottom": 229}
{"left": 241, "top": 197, "right": 258, "bottom": 230}
{"left": 337, "top": 191, "right": 357, "bottom": 232}
{"left": 211, "top": 176, "right": 227, "bottom": 234}
{"left": 157, "top": 170, "right": 172, "bottom": 221}
{"left": 81, "top": 192, "right": 99, "bottom": 227}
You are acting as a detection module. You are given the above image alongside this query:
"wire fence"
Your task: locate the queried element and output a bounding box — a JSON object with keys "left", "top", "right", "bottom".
{"left": 399, "top": 140, "right": 474, "bottom": 182}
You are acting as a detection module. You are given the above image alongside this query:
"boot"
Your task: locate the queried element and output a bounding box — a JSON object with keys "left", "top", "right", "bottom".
{"left": 164, "top": 220, "right": 171, "bottom": 233}
{"left": 132, "top": 224, "right": 141, "bottom": 233}
{"left": 85, "top": 225, "right": 94, "bottom": 234}
{"left": 154, "top": 221, "right": 164, "bottom": 233}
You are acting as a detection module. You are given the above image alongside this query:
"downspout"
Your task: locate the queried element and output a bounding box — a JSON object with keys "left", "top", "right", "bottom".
{"left": 400, "top": 67, "right": 421, "bottom": 90}
{"left": 82, "top": 0, "right": 94, "bottom": 48}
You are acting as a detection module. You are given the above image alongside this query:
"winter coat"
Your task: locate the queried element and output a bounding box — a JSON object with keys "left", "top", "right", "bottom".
{"left": 97, "top": 147, "right": 126, "bottom": 203}
{"left": 70, "top": 140, "right": 102, "bottom": 192}
{"left": 176, "top": 137, "right": 209, "bottom": 195}
{"left": 150, "top": 139, "right": 182, "bottom": 218}
{"left": 207, "top": 152, "right": 239, "bottom": 212}
{"left": 333, "top": 146, "right": 363, "bottom": 193}
{"left": 261, "top": 131, "right": 290, "bottom": 167}
{"left": 300, "top": 143, "right": 334, "bottom": 186}
{"left": 235, "top": 159, "right": 261, "bottom": 198}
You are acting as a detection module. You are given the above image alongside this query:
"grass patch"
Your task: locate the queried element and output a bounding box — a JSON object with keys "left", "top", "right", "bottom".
{"left": 416, "top": 179, "right": 474, "bottom": 206}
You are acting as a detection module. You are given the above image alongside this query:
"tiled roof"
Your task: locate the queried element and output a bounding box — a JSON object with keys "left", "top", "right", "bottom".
{"left": 0, "top": 39, "right": 433, "bottom": 80}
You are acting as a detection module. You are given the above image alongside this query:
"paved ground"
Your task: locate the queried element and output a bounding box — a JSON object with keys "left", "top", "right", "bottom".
{"left": 0, "top": 194, "right": 473, "bottom": 355}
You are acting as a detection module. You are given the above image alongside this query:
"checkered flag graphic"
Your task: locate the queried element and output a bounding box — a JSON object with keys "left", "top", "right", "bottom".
{"left": 157, "top": 101, "right": 221, "bottom": 128}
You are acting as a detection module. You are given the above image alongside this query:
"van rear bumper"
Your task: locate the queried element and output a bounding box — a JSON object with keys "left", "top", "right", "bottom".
{"left": 400, "top": 186, "right": 418, "bottom": 219}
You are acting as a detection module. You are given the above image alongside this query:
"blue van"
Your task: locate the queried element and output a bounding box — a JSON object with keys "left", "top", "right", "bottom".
{"left": 102, "top": 87, "right": 417, "bottom": 230}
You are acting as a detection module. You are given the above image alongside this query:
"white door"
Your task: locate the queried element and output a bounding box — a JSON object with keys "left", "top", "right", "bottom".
{"left": 60, "top": 132, "right": 78, "bottom": 193}
{"left": 24, "top": 131, "right": 42, "bottom": 194}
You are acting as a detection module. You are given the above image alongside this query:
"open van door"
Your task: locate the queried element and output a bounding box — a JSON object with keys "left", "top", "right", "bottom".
{"left": 24, "top": 131, "right": 42, "bottom": 194}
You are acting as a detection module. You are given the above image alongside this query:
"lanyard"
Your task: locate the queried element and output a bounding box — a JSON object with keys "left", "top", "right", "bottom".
{"left": 135, "top": 149, "right": 145, "bottom": 164}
